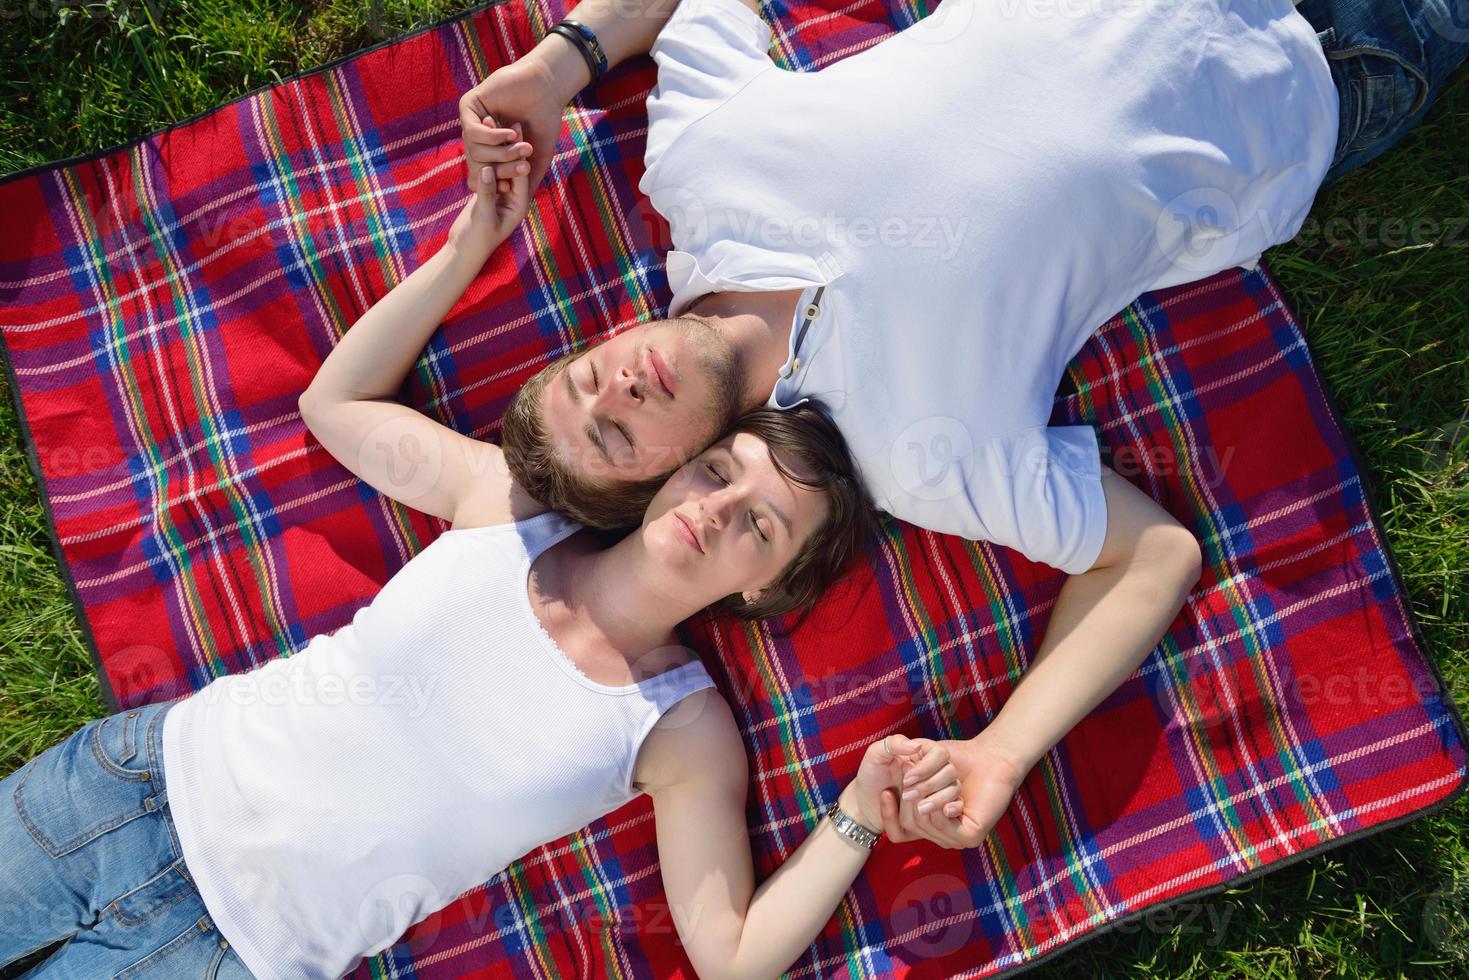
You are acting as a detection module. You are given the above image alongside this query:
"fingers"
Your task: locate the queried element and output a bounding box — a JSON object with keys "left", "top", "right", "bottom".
{"left": 462, "top": 112, "right": 531, "bottom": 192}
{"left": 879, "top": 787, "right": 912, "bottom": 842}
{"left": 900, "top": 747, "right": 954, "bottom": 801}
{"left": 459, "top": 98, "right": 512, "bottom": 145}
{"left": 916, "top": 781, "right": 963, "bottom": 822}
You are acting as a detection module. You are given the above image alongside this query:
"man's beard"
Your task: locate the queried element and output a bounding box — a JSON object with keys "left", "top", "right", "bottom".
{"left": 671, "top": 315, "right": 746, "bottom": 432}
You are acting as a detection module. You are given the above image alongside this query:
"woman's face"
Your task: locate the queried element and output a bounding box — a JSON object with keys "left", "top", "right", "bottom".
{"left": 641, "top": 431, "right": 830, "bottom": 604}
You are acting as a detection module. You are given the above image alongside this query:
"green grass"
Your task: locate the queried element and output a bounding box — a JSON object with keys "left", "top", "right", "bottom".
{"left": 0, "top": 2, "right": 1466, "bottom": 976}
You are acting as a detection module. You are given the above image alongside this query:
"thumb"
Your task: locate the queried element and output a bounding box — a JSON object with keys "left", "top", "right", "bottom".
{"left": 887, "top": 733, "right": 922, "bottom": 755}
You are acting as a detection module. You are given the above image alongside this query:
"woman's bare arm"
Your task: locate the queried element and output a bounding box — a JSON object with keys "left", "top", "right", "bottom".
{"left": 639, "top": 694, "right": 962, "bottom": 979}
{"left": 298, "top": 177, "right": 543, "bottom": 528}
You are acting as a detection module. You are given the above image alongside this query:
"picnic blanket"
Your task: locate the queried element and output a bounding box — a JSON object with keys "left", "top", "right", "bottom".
{"left": 1, "top": 0, "right": 1464, "bottom": 976}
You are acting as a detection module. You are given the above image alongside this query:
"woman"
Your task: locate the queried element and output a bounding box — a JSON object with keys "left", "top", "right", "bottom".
{"left": 0, "top": 166, "right": 968, "bottom": 979}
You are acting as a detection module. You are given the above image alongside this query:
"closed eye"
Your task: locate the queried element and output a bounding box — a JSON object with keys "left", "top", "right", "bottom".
{"left": 707, "top": 463, "right": 768, "bottom": 542}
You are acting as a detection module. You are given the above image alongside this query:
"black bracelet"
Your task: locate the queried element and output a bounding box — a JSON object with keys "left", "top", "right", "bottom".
{"left": 547, "top": 19, "right": 607, "bottom": 88}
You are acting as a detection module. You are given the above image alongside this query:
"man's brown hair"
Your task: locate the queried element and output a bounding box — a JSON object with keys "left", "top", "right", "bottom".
{"left": 499, "top": 354, "right": 673, "bottom": 529}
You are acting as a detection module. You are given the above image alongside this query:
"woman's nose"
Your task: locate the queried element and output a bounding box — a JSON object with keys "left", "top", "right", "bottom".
{"left": 701, "top": 487, "right": 739, "bottom": 528}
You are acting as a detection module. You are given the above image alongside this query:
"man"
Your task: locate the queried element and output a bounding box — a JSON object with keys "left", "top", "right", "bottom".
{"left": 456, "top": 0, "right": 1466, "bottom": 847}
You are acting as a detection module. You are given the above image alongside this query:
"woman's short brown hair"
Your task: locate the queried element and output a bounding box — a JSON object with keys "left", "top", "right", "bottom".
{"left": 704, "top": 405, "right": 877, "bottom": 627}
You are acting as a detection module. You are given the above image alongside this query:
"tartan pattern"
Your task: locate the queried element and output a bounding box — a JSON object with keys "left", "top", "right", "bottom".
{"left": 0, "top": 0, "right": 1463, "bottom": 976}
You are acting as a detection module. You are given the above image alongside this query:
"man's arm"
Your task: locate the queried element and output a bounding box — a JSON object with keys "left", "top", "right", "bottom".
{"left": 461, "top": 0, "right": 684, "bottom": 193}
{"left": 879, "top": 466, "right": 1204, "bottom": 848}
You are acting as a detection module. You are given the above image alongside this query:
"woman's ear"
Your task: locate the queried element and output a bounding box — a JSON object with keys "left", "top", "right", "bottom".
{"left": 741, "top": 589, "right": 765, "bottom": 606}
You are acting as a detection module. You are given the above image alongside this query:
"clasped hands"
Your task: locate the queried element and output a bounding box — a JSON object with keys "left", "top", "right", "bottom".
{"left": 849, "top": 733, "right": 1030, "bottom": 850}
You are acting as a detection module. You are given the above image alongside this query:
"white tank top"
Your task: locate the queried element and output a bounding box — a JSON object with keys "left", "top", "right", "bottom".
{"left": 161, "top": 511, "right": 716, "bottom": 980}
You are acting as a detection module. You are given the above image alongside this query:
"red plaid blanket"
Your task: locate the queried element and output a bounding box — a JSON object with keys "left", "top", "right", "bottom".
{"left": 1, "top": 1, "right": 1463, "bottom": 976}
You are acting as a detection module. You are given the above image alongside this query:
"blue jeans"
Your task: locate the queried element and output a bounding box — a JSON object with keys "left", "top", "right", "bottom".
{"left": 1295, "top": 0, "right": 1469, "bottom": 182}
{"left": 0, "top": 699, "right": 254, "bottom": 979}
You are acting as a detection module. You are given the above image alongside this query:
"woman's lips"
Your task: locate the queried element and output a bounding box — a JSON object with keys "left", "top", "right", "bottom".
{"left": 648, "top": 349, "right": 675, "bottom": 399}
{"left": 674, "top": 512, "right": 703, "bottom": 553}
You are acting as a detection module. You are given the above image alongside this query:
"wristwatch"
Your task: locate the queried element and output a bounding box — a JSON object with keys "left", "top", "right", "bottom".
{"left": 826, "top": 800, "right": 881, "bottom": 849}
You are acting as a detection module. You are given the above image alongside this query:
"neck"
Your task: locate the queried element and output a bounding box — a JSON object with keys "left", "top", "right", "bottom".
{"left": 686, "top": 288, "right": 805, "bottom": 413}
{"left": 539, "top": 531, "right": 708, "bottom": 654}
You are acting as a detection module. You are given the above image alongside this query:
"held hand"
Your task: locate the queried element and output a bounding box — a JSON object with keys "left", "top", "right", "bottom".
{"left": 847, "top": 734, "right": 963, "bottom": 839}
{"left": 448, "top": 120, "right": 533, "bottom": 253}
{"left": 458, "top": 57, "right": 564, "bottom": 194}
{"left": 878, "top": 736, "right": 1029, "bottom": 849}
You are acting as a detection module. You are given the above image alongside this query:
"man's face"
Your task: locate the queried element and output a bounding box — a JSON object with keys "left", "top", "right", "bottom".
{"left": 540, "top": 318, "right": 744, "bottom": 482}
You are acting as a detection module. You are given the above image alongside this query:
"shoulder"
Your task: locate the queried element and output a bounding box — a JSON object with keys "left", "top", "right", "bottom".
{"left": 449, "top": 476, "right": 552, "bottom": 531}
{"left": 633, "top": 686, "right": 745, "bottom": 797}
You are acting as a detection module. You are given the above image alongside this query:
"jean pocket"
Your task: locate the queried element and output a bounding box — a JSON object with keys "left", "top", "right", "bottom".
{"left": 14, "top": 718, "right": 157, "bottom": 858}
{"left": 104, "top": 857, "right": 199, "bottom": 929}
{"left": 110, "top": 910, "right": 225, "bottom": 980}
{"left": 93, "top": 709, "right": 153, "bottom": 779}
{"left": 1335, "top": 47, "right": 1430, "bottom": 144}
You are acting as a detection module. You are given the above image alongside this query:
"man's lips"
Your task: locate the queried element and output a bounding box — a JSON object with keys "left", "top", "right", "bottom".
{"left": 647, "top": 349, "right": 675, "bottom": 399}
{"left": 673, "top": 512, "right": 704, "bottom": 553}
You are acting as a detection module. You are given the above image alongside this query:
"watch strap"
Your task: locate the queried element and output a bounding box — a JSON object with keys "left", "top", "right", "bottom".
{"left": 826, "top": 800, "right": 881, "bottom": 849}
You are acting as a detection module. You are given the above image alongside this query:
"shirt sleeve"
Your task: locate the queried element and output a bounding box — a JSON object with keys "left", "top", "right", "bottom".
{"left": 876, "top": 423, "right": 1110, "bottom": 575}
{"left": 642, "top": 0, "right": 774, "bottom": 180}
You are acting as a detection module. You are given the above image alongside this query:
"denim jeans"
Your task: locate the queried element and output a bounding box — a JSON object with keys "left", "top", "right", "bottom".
{"left": 0, "top": 698, "right": 254, "bottom": 979}
{"left": 1295, "top": 0, "right": 1469, "bottom": 182}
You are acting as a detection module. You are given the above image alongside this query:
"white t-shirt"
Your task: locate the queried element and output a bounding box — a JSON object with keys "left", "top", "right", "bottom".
{"left": 637, "top": 0, "right": 1338, "bottom": 573}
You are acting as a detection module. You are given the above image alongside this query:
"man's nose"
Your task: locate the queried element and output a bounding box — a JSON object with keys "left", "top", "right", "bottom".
{"left": 594, "top": 366, "right": 643, "bottom": 412}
